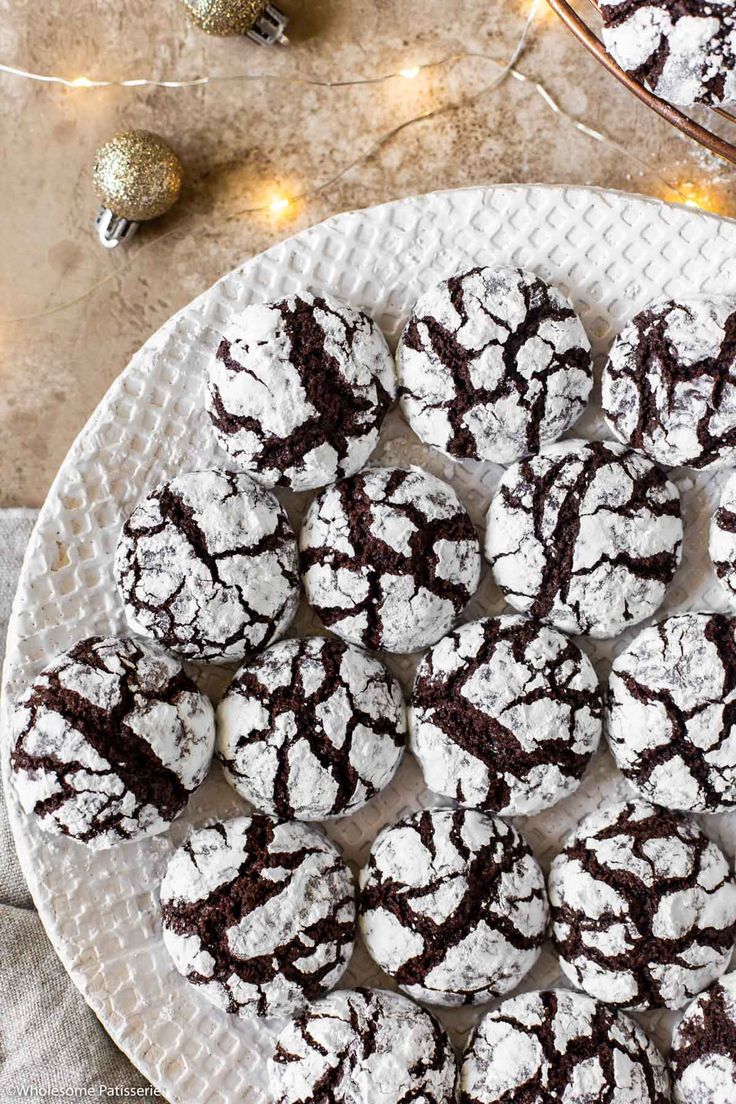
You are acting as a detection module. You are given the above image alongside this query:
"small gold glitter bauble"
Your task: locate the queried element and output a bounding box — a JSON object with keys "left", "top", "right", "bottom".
{"left": 181, "top": 0, "right": 268, "bottom": 35}
{"left": 93, "top": 130, "right": 183, "bottom": 222}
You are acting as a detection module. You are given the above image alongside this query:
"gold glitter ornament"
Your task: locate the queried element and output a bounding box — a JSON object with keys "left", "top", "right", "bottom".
{"left": 180, "top": 0, "right": 289, "bottom": 44}
{"left": 92, "top": 130, "right": 183, "bottom": 248}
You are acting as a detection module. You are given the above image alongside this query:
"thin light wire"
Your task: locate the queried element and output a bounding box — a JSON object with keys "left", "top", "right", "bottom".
{"left": 0, "top": 1, "right": 692, "bottom": 324}
{"left": 507, "top": 68, "right": 690, "bottom": 203}
{"left": 229, "top": 0, "right": 540, "bottom": 214}
{"left": 0, "top": 3, "right": 535, "bottom": 325}
{"left": 0, "top": 56, "right": 466, "bottom": 91}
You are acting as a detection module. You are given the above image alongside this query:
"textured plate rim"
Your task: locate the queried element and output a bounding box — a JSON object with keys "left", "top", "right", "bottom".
{"left": 3, "top": 181, "right": 734, "bottom": 1097}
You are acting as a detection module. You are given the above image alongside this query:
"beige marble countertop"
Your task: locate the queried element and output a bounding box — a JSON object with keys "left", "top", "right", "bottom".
{"left": 1, "top": 0, "right": 734, "bottom": 507}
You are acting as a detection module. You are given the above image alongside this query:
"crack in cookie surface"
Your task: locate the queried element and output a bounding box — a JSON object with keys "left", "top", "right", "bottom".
{"left": 216, "top": 635, "right": 406, "bottom": 820}
{"left": 602, "top": 297, "right": 736, "bottom": 468}
{"left": 115, "top": 469, "right": 300, "bottom": 663}
{"left": 607, "top": 612, "right": 736, "bottom": 813}
{"left": 409, "top": 615, "right": 602, "bottom": 816}
{"left": 460, "top": 988, "right": 671, "bottom": 1103}
{"left": 398, "top": 266, "right": 592, "bottom": 464}
{"left": 598, "top": 0, "right": 736, "bottom": 107}
{"left": 10, "top": 636, "right": 215, "bottom": 848}
{"left": 160, "top": 815, "right": 356, "bottom": 1019}
{"left": 269, "top": 986, "right": 458, "bottom": 1104}
{"left": 358, "top": 806, "right": 548, "bottom": 1007}
{"left": 549, "top": 800, "right": 736, "bottom": 1010}
{"left": 205, "top": 292, "right": 396, "bottom": 491}
{"left": 670, "top": 973, "right": 736, "bottom": 1103}
{"left": 485, "top": 439, "right": 683, "bottom": 638}
{"left": 300, "top": 466, "right": 481, "bottom": 653}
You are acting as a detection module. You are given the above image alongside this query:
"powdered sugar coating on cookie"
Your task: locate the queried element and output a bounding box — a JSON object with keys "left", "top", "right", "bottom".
{"left": 10, "top": 636, "right": 215, "bottom": 849}
{"left": 670, "top": 973, "right": 736, "bottom": 1104}
{"left": 205, "top": 293, "right": 396, "bottom": 491}
{"left": 460, "top": 988, "right": 670, "bottom": 1103}
{"left": 269, "top": 987, "right": 458, "bottom": 1104}
{"left": 300, "top": 466, "right": 481, "bottom": 653}
{"left": 607, "top": 613, "right": 736, "bottom": 813}
{"left": 602, "top": 297, "right": 736, "bottom": 469}
{"left": 599, "top": 0, "right": 736, "bottom": 108}
{"left": 485, "top": 439, "right": 683, "bottom": 639}
{"left": 549, "top": 800, "right": 736, "bottom": 1010}
{"left": 160, "top": 815, "right": 356, "bottom": 1019}
{"left": 115, "top": 469, "right": 300, "bottom": 663}
{"left": 409, "top": 615, "right": 602, "bottom": 816}
{"left": 216, "top": 636, "right": 406, "bottom": 820}
{"left": 710, "top": 470, "right": 736, "bottom": 600}
{"left": 397, "top": 266, "right": 593, "bottom": 464}
{"left": 359, "top": 806, "right": 548, "bottom": 1007}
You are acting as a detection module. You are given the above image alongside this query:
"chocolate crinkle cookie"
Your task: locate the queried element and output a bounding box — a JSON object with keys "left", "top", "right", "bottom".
{"left": 300, "top": 465, "right": 481, "bottom": 653}
{"left": 358, "top": 806, "right": 549, "bottom": 1007}
{"left": 602, "top": 296, "right": 736, "bottom": 469}
{"left": 10, "top": 636, "right": 215, "bottom": 848}
{"left": 397, "top": 266, "right": 593, "bottom": 465}
{"left": 710, "top": 470, "right": 736, "bottom": 600}
{"left": 205, "top": 292, "right": 396, "bottom": 491}
{"left": 115, "top": 469, "right": 300, "bottom": 663}
{"left": 670, "top": 973, "right": 736, "bottom": 1104}
{"left": 268, "top": 987, "right": 458, "bottom": 1104}
{"left": 460, "top": 988, "right": 671, "bottom": 1104}
{"left": 409, "top": 615, "right": 602, "bottom": 816}
{"left": 485, "top": 439, "right": 683, "bottom": 639}
{"left": 216, "top": 635, "right": 406, "bottom": 820}
{"left": 160, "top": 815, "right": 356, "bottom": 1019}
{"left": 599, "top": 0, "right": 736, "bottom": 108}
{"left": 607, "top": 612, "right": 736, "bottom": 813}
{"left": 549, "top": 800, "right": 736, "bottom": 1010}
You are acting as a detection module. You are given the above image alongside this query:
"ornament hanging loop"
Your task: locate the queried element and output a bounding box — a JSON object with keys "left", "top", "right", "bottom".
{"left": 248, "top": 3, "right": 288, "bottom": 45}
{"left": 95, "top": 207, "right": 139, "bottom": 250}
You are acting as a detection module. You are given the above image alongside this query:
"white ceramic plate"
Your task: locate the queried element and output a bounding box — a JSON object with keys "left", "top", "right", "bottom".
{"left": 5, "top": 184, "right": 736, "bottom": 1104}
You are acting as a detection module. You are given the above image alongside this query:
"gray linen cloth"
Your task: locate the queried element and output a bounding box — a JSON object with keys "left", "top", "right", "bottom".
{"left": 0, "top": 509, "right": 155, "bottom": 1102}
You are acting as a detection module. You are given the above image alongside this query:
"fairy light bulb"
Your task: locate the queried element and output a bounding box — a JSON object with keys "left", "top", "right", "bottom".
{"left": 400, "top": 66, "right": 421, "bottom": 79}
{"left": 676, "top": 181, "right": 721, "bottom": 213}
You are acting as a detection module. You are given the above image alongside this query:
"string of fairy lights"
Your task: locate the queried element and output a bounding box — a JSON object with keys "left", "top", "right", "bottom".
{"left": 0, "top": 0, "right": 723, "bottom": 324}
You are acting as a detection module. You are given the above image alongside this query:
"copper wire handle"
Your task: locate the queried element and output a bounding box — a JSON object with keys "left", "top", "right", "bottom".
{"left": 545, "top": 0, "right": 736, "bottom": 166}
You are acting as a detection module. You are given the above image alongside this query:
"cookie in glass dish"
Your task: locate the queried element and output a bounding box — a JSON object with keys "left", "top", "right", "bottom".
{"left": 599, "top": 0, "right": 736, "bottom": 108}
